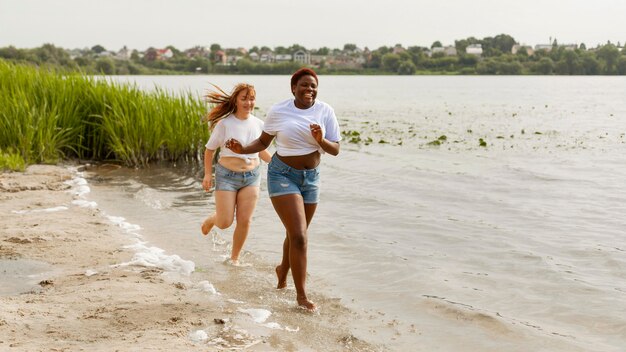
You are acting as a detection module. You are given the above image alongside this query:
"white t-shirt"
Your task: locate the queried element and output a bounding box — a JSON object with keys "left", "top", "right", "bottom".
{"left": 263, "top": 99, "right": 341, "bottom": 156}
{"left": 205, "top": 114, "right": 264, "bottom": 161}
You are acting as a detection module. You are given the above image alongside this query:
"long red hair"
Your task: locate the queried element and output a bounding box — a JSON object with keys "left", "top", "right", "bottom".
{"left": 204, "top": 83, "right": 256, "bottom": 131}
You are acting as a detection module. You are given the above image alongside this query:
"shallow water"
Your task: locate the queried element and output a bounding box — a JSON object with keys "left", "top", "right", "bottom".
{"left": 0, "top": 258, "right": 54, "bottom": 295}
{"left": 90, "top": 75, "right": 626, "bottom": 351}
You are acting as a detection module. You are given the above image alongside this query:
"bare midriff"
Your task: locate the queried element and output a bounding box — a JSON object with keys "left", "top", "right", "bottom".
{"left": 218, "top": 156, "right": 260, "bottom": 172}
{"left": 277, "top": 151, "right": 320, "bottom": 170}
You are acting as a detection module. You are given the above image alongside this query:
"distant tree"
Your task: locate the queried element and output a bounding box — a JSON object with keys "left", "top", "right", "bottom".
{"left": 406, "top": 46, "right": 426, "bottom": 66}
{"left": 491, "top": 34, "right": 517, "bottom": 53}
{"left": 274, "top": 46, "right": 288, "bottom": 54}
{"left": 431, "top": 41, "right": 442, "bottom": 49}
{"left": 0, "top": 45, "right": 20, "bottom": 60}
{"left": 91, "top": 45, "right": 106, "bottom": 54}
{"left": 287, "top": 44, "right": 307, "bottom": 53}
{"left": 343, "top": 43, "right": 357, "bottom": 52}
{"left": 458, "top": 54, "right": 479, "bottom": 66}
{"left": 560, "top": 50, "right": 583, "bottom": 75}
{"left": 534, "top": 57, "right": 554, "bottom": 74}
{"left": 581, "top": 53, "right": 600, "bottom": 74}
{"left": 397, "top": 60, "right": 416, "bottom": 75}
{"left": 143, "top": 47, "right": 158, "bottom": 62}
{"left": 596, "top": 44, "right": 620, "bottom": 74}
{"left": 498, "top": 61, "right": 523, "bottom": 75}
{"left": 312, "top": 47, "right": 330, "bottom": 55}
{"left": 617, "top": 56, "right": 626, "bottom": 74}
{"left": 210, "top": 44, "right": 221, "bottom": 52}
{"left": 376, "top": 46, "right": 391, "bottom": 55}
{"left": 476, "top": 59, "right": 498, "bottom": 74}
{"left": 365, "top": 51, "right": 382, "bottom": 69}
{"left": 95, "top": 57, "right": 115, "bottom": 74}
{"left": 381, "top": 53, "right": 401, "bottom": 72}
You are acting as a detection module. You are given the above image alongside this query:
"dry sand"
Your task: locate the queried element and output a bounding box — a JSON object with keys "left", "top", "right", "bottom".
{"left": 0, "top": 165, "right": 382, "bottom": 351}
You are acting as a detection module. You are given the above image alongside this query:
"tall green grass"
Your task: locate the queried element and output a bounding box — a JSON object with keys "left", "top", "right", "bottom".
{"left": 0, "top": 60, "right": 209, "bottom": 169}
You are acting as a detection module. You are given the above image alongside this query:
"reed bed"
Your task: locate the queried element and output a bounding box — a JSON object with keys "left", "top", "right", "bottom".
{"left": 0, "top": 60, "right": 209, "bottom": 170}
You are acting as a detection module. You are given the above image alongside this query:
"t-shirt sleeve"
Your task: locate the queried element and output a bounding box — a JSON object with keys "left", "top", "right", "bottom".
{"left": 262, "top": 109, "right": 278, "bottom": 136}
{"left": 205, "top": 121, "right": 225, "bottom": 150}
{"left": 324, "top": 106, "right": 342, "bottom": 142}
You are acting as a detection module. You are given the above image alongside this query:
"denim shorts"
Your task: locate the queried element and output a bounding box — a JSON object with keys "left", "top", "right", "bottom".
{"left": 267, "top": 154, "right": 320, "bottom": 204}
{"left": 214, "top": 163, "right": 261, "bottom": 191}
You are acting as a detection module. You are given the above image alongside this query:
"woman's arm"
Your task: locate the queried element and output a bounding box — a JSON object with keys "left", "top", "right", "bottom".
{"left": 310, "top": 124, "right": 340, "bottom": 156}
{"left": 226, "top": 131, "right": 274, "bottom": 154}
{"left": 202, "top": 148, "right": 215, "bottom": 192}
{"left": 259, "top": 149, "right": 272, "bottom": 163}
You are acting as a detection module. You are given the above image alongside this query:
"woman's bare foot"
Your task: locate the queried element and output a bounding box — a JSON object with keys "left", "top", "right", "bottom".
{"left": 201, "top": 215, "right": 214, "bottom": 236}
{"left": 275, "top": 265, "right": 288, "bottom": 289}
{"left": 297, "top": 296, "right": 317, "bottom": 312}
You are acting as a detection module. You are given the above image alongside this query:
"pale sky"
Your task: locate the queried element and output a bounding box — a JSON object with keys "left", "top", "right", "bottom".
{"left": 1, "top": 0, "right": 624, "bottom": 51}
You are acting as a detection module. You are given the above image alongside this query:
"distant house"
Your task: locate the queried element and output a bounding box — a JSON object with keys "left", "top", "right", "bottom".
{"left": 214, "top": 50, "right": 227, "bottom": 64}
{"left": 511, "top": 44, "right": 533, "bottom": 56}
{"left": 156, "top": 48, "right": 173, "bottom": 60}
{"left": 227, "top": 55, "right": 243, "bottom": 65}
{"left": 431, "top": 47, "right": 444, "bottom": 56}
{"left": 184, "top": 46, "right": 210, "bottom": 58}
{"left": 67, "top": 48, "right": 84, "bottom": 60}
{"left": 431, "top": 46, "right": 456, "bottom": 56}
{"left": 561, "top": 44, "right": 578, "bottom": 51}
{"left": 248, "top": 52, "right": 259, "bottom": 61}
{"left": 275, "top": 54, "right": 292, "bottom": 63}
{"left": 259, "top": 51, "right": 275, "bottom": 63}
{"left": 116, "top": 46, "right": 131, "bottom": 60}
{"left": 392, "top": 45, "right": 406, "bottom": 55}
{"left": 466, "top": 44, "right": 483, "bottom": 56}
{"left": 443, "top": 46, "right": 457, "bottom": 56}
{"left": 293, "top": 50, "right": 310, "bottom": 65}
{"left": 534, "top": 44, "right": 553, "bottom": 52}
{"left": 325, "top": 54, "right": 362, "bottom": 69}
{"left": 310, "top": 54, "right": 327, "bottom": 67}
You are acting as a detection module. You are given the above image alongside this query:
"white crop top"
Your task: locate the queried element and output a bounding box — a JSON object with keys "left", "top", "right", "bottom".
{"left": 205, "top": 114, "right": 264, "bottom": 161}
{"left": 263, "top": 99, "right": 341, "bottom": 156}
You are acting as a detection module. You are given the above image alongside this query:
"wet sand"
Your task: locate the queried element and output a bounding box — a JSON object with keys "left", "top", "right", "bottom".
{"left": 0, "top": 165, "right": 382, "bottom": 351}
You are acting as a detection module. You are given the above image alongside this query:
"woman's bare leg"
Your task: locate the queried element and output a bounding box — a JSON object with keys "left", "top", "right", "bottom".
{"left": 271, "top": 194, "right": 317, "bottom": 310}
{"left": 276, "top": 202, "right": 316, "bottom": 289}
{"left": 230, "top": 186, "right": 260, "bottom": 262}
{"left": 201, "top": 190, "right": 236, "bottom": 235}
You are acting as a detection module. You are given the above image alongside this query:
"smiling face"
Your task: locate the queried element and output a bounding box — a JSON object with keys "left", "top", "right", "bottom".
{"left": 291, "top": 75, "right": 318, "bottom": 109}
{"left": 234, "top": 88, "right": 256, "bottom": 117}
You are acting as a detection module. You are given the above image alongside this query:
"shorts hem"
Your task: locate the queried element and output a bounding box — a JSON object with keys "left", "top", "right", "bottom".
{"left": 269, "top": 191, "right": 318, "bottom": 204}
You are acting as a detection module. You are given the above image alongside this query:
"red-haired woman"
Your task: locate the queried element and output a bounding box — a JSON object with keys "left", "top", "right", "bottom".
{"left": 225, "top": 68, "right": 341, "bottom": 311}
{"left": 201, "top": 83, "right": 271, "bottom": 265}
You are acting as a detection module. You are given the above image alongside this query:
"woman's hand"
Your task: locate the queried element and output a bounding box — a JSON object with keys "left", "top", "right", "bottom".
{"left": 310, "top": 123, "right": 323, "bottom": 143}
{"left": 202, "top": 175, "right": 212, "bottom": 192}
{"left": 225, "top": 138, "right": 243, "bottom": 154}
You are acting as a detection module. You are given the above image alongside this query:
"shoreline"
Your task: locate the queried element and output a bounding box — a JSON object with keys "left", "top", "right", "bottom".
{"left": 0, "top": 165, "right": 382, "bottom": 351}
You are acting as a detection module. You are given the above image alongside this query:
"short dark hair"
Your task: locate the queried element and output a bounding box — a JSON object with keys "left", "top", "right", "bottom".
{"left": 290, "top": 68, "right": 318, "bottom": 87}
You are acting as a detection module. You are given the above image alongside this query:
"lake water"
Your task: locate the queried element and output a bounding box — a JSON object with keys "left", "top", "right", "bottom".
{"left": 87, "top": 75, "right": 626, "bottom": 351}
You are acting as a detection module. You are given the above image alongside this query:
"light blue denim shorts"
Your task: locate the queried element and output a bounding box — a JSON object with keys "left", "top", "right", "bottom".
{"left": 267, "top": 154, "right": 320, "bottom": 204}
{"left": 214, "top": 163, "right": 261, "bottom": 192}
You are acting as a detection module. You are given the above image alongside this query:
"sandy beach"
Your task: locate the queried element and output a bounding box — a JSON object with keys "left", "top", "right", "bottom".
{"left": 0, "top": 165, "right": 382, "bottom": 351}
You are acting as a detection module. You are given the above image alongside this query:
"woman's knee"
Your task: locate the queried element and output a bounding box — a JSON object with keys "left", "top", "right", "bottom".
{"left": 214, "top": 216, "right": 234, "bottom": 229}
{"left": 235, "top": 215, "right": 252, "bottom": 228}
{"left": 289, "top": 231, "right": 307, "bottom": 250}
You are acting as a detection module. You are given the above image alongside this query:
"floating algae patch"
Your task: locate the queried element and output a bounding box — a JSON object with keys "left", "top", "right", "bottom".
{"left": 0, "top": 259, "right": 55, "bottom": 295}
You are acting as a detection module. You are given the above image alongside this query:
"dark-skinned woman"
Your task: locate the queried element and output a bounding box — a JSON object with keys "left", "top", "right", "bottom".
{"left": 225, "top": 68, "right": 341, "bottom": 311}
